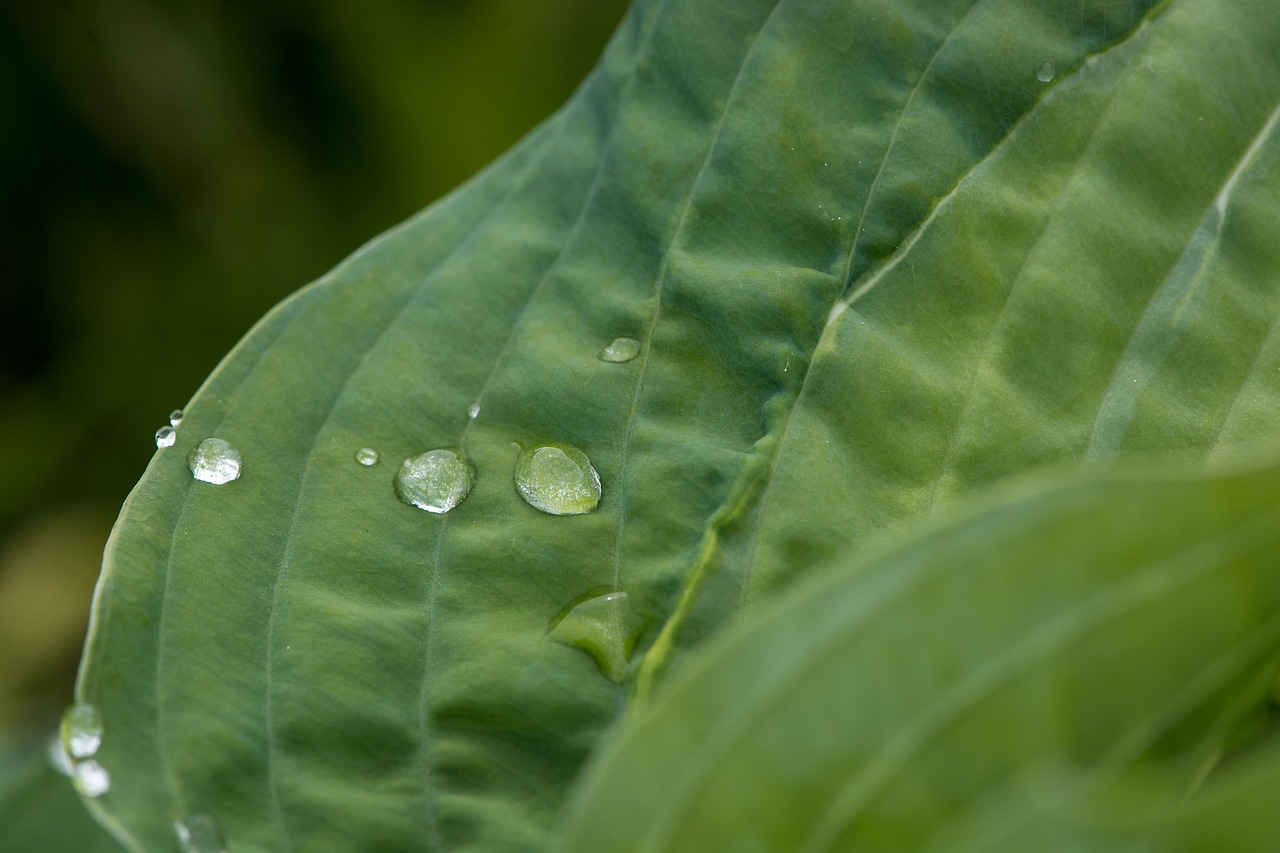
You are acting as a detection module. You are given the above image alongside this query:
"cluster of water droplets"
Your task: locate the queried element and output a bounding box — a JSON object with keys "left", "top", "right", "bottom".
{"left": 154, "top": 333, "right": 644, "bottom": 681}
{"left": 56, "top": 701, "right": 229, "bottom": 847}
{"left": 153, "top": 407, "right": 245, "bottom": 486}
{"left": 155, "top": 409, "right": 183, "bottom": 448}
{"left": 58, "top": 702, "right": 110, "bottom": 798}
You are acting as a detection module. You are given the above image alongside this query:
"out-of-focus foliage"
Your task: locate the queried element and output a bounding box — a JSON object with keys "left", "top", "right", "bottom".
{"left": 0, "top": 0, "right": 626, "bottom": 741}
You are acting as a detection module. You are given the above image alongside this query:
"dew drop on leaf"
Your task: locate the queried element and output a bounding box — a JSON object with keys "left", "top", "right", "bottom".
{"left": 169, "top": 409, "right": 185, "bottom": 427}
{"left": 188, "top": 438, "right": 242, "bottom": 485}
{"left": 61, "top": 702, "right": 103, "bottom": 760}
{"left": 73, "top": 760, "right": 110, "bottom": 798}
{"left": 598, "top": 336, "right": 641, "bottom": 363}
{"left": 395, "top": 449, "right": 475, "bottom": 513}
{"left": 515, "top": 443, "right": 601, "bottom": 515}
{"left": 175, "top": 813, "right": 227, "bottom": 853}
{"left": 1037, "top": 61, "right": 1055, "bottom": 83}
{"left": 47, "top": 735, "right": 73, "bottom": 776}
{"left": 354, "top": 447, "right": 379, "bottom": 466}
{"left": 548, "top": 591, "right": 644, "bottom": 682}
{"left": 468, "top": 402, "right": 481, "bottom": 419}
{"left": 155, "top": 426, "right": 177, "bottom": 449}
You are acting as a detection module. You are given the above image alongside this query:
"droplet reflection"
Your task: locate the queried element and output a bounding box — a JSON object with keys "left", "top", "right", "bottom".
{"left": 514, "top": 444, "right": 601, "bottom": 515}
{"left": 395, "top": 449, "right": 475, "bottom": 514}
{"left": 188, "top": 438, "right": 242, "bottom": 485}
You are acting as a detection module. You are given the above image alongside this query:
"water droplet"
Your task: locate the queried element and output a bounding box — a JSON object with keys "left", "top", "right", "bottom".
{"left": 155, "top": 426, "right": 177, "bottom": 449}
{"left": 175, "top": 814, "right": 226, "bottom": 853}
{"left": 514, "top": 443, "right": 601, "bottom": 515}
{"left": 1036, "top": 61, "right": 1055, "bottom": 83}
{"left": 188, "top": 438, "right": 242, "bottom": 485}
{"left": 598, "top": 337, "right": 641, "bottom": 364}
{"left": 467, "top": 402, "right": 481, "bottom": 419}
{"left": 549, "top": 591, "right": 644, "bottom": 682}
{"left": 169, "top": 409, "right": 185, "bottom": 427}
{"left": 73, "top": 760, "right": 110, "bottom": 798}
{"left": 61, "top": 702, "right": 103, "bottom": 760}
{"left": 354, "top": 447, "right": 379, "bottom": 466}
{"left": 47, "top": 735, "right": 73, "bottom": 776}
{"left": 395, "top": 449, "right": 475, "bottom": 513}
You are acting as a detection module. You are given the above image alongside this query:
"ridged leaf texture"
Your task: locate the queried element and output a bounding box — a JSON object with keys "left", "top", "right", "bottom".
{"left": 74, "top": 0, "right": 1280, "bottom": 849}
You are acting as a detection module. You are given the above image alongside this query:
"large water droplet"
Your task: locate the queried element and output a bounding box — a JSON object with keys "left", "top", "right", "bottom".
{"left": 467, "top": 402, "right": 481, "bottom": 419}
{"left": 61, "top": 702, "right": 103, "bottom": 760}
{"left": 176, "top": 814, "right": 227, "bottom": 853}
{"left": 1036, "top": 61, "right": 1055, "bottom": 83}
{"left": 155, "top": 426, "right": 177, "bottom": 449}
{"left": 354, "top": 447, "right": 379, "bottom": 466}
{"left": 188, "top": 438, "right": 242, "bottom": 485}
{"left": 598, "top": 337, "right": 641, "bottom": 363}
{"left": 515, "top": 443, "right": 601, "bottom": 515}
{"left": 549, "top": 591, "right": 644, "bottom": 682}
{"left": 73, "top": 760, "right": 110, "bottom": 798}
{"left": 169, "top": 409, "right": 185, "bottom": 427}
{"left": 395, "top": 449, "right": 475, "bottom": 513}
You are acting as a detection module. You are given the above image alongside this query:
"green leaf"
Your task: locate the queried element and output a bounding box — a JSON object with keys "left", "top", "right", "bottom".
{"left": 561, "top": 462, "right": 1280, "bottom": 851}
{"left": 938, "top": 736, "right": 1280, "bottom": 851}
{"left": 74, "top": 0, "right": 1280, "bottom": 849}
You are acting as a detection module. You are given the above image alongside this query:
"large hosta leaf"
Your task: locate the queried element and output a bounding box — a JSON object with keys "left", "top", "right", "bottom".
{"left": 561, "top": 462, "right": 1280, "bottom": 851}
{"left": 75, "top": 0, "right": 1280, "bottom": 849}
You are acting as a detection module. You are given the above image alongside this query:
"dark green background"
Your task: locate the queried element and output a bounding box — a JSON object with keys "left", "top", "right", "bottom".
{"left": 0, "top": 0, "right": 626, "bottom": 753}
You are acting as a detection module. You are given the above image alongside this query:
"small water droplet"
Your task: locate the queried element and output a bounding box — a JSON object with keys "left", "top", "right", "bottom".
{"left": 176, "top": 814, "right": 227, "bottom": 853}
{"left": 395, "top": 449, "right": 475, "bottom": 513}
{"left": 354, "top": 447, "right": 379, "bottom": 466}
{"left": 155, "top": 426, "right": 177, "bottom": 448}
{"left": 467, "top": 402, "right": 481, "bottom": 419}
{"left": 1036, "top": 61, "right": 1055, "bottom": 83}
{"left": 169, "top": 409, "right": 185, "bottom": 427}
{"left": 598, "top": 337, "right": 641, "bottom": 364}
{"left": 73, "top": 760, "right": 110, "bottom": 798}
{"left": 514, "top": 443, "right": 601, "bottom": 515}
{"left": 549, "top": 591, "right": 644, "bottom": 682}
{"left": 47, "top": 736, "right": 74, "bottom": 776}
{"left": 61, "top": 702, "right": 103, "bottom": 760}
{"left": 188, "top": 438, "right": 242, "bottom": 485}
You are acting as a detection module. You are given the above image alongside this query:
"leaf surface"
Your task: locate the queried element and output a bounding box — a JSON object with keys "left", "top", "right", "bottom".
{"left": 562, "top": 462, "right": 1280, "bottom": 851}
{"left": 74, "top": 0, "right": 1280, "bottom": 849}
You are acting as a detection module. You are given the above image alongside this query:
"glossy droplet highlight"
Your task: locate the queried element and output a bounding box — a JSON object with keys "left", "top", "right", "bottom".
{"left": 47, "top": 735, "right": 73, "bottom": 777}
{"left": 354, "top": 447, "right": 379, "bottom": 466}
{"left": 155, "top": 426, "right": 177, "bottom": 448}
{"left": 188, "top": 438, "right": 242, "bottom": 485}
{"left": 598, "top": 336, "right": 641, "bottom": 363}
{"left": 1036, "top": 61, "right": 1055, "bottom": 83}
{"left": 467, "top": 402, "right": 481, "bottom": 419}
{"left": 176, "top": 814, "right": 226, "bottom": 853}
{"left": 549, "top": 591, "right": 644, "bottom": 682}
{"left": 169, "top": 409, "right": 185, "bottom": 427}
{"left": 395, "top": 449, "right": 475, "bottom": 513}
{"left": 515, "top": 443, "right": 601, "bottom": 515}
{"left": 61, "top": 702, "right": 103, "bottom": 760}
{"left": 74, "top": 760, "right": 110, "bottom": 798}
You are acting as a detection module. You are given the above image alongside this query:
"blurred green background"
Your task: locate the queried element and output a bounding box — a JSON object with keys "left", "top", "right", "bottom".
{"left": 0, "top": 0, "right": 628, "bottom": 757}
